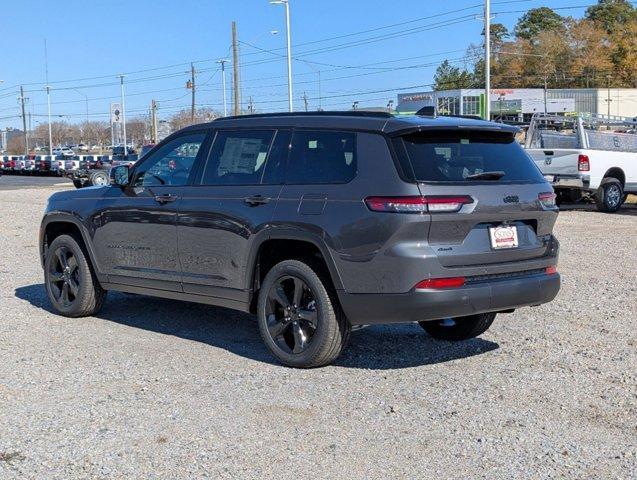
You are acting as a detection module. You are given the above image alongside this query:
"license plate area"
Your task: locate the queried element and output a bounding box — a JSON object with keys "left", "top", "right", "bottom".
{"left": 489, "top": 225, "right": 519, "bottom": 250}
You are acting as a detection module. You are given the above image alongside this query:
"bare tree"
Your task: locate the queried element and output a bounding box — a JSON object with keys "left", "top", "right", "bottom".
{"left": 7, "top": 135, "right": 25, "bottom": 154}
{"left": 83, "top": 121, "right": 110, "bottom": 146}
{"left": 168, "top": 108, "right": 221, "bottom": 132}
{"left": 126, "top": 117, "right": 148, "bottom": 146}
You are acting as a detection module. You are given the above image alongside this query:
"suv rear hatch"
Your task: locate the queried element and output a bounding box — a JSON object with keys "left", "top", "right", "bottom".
{"left": 392, "top": 128, "right": 557, "bottom": 268}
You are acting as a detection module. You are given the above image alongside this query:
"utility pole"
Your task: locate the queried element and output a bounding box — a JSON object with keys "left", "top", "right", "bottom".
{"left": 216, "top": 59, "right": 228, "bottom": 116}
{"left": 44, "top": 39, "right": 53, "bottom": 155}
{"left": 19, "top": 86, "right": 29, "bottom": 154}
{"left": 150, "top": 100, "right": 158, "bottom": 143}
{"left": 484, "top": 0, "right": 491, "bottom": 121}
{"left": 190, "top": 63, "right": 196, "bottom": 123}
{"left": 232, "top": 21, "right": 241, "bottom": 115}
{"left": 118, "top": 75, "right": 127, "bottom": 153}
{"left": 302, "top": 92, "right": 308, "bottom": 112}
{"left": 248, "top": 96, "right": 254, "bottom": 114}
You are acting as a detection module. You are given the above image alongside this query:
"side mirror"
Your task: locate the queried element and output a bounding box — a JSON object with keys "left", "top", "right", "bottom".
{"left": 110, "top": 164, "right": 130, "bottom": 186}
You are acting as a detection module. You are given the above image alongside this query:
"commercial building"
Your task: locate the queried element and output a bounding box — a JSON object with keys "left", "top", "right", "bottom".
{"left": 396, "top": 88, "right": 637, "bottom": 120}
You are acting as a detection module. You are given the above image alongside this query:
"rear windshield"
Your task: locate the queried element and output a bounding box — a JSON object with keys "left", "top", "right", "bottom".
{"left": 394, "top": 130, "right": 544, "bottom": 183}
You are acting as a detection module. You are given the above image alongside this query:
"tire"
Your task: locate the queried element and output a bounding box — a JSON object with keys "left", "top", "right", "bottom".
{"left": 257, "top": 259, "right": 351, "bottom": 368}
{"left": 89, "top": 170, "right": 109, "bottom": 187}
{"left": 72, "top": 179, "right": 84, "bottom": 189}
{"left": 419, "top": 312, "right": 496, "bottom": 341}
{"left": 595, "top": 178, "right": 624, "bottom": 213}
{"left": 44, "top": 234, "right": 106, "bottom": 317}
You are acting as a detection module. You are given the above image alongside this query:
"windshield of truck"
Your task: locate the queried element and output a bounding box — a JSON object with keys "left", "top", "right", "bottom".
{"left": 395, "top": 130, "right": 545, "bottom": 183}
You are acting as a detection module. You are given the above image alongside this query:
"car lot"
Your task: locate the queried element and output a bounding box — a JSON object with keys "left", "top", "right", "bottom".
{"left": 0, "top": 186, "right": 635, "bottom": 479}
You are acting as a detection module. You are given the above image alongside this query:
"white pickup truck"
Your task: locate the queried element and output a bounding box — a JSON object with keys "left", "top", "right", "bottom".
{"left": 525, "top": 113, "right": 637, "bottom": 212}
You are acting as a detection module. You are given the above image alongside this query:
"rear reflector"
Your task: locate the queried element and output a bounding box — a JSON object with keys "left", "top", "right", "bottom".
{"left": 578, "top": 154, "right": 590, "bottom": 172}
{"left": 415, "top": 277, "right": 466, "bottom": 289}
{"left": 546, "top": 266, "right": 558, "bottom": 275}
{"left": 365, "top": 195, "right": 473, "bottom": 214}
{"left": 538, "top": 192, "right": 557, "bottom": 208}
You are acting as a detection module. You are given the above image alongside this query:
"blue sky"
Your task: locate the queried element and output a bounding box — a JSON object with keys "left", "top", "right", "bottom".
{"left": 0, "top": 0, "right": 595, "bottom": 128}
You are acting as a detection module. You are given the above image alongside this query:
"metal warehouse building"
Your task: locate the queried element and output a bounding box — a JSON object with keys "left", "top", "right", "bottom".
{"left": 396, "top": 88, "right": 637, "bottom": 120}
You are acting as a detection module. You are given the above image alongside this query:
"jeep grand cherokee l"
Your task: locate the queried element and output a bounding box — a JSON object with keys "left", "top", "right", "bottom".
{"left": 40, "top": 112, "right": 560, "bottom": 368}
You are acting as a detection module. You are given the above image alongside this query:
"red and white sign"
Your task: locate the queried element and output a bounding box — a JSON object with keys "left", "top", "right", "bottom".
{"left": 489, "top": 225, "right": 519, "bottom": 250}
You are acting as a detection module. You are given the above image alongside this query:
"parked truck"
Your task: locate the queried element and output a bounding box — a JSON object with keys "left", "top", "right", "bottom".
{"left": 525, "top": 113, "right": 637, "bottom": 212}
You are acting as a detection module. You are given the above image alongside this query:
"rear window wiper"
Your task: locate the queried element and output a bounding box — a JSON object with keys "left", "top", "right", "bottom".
{"left": 465, "top": 171, "right": 506, "bottom": 180}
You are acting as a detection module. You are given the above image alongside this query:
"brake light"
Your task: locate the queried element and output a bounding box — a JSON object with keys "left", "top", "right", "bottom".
{"left": 578, "top": 154, "right": 590, "bottom": 172}
{"left": 538, "top": 192, "right": 557, "bottom": 209}
{"left": 415, "top": 277, "right": 466, "bottom": 289}
{"left": 365, "top": 195, "right": 473, "bottom": 213}
{"left": 546, "top": 266, "right": 558, "bottom": 275}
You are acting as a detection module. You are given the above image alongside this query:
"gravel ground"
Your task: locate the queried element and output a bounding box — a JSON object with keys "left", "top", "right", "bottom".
{"left": 0, "top": 187, "right": 635, "bottom": 479}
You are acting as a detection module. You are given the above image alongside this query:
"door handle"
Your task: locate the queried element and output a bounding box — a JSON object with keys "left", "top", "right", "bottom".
{"left": 244, "top": 195, "right": 271, "bottom": 206}
{"left": 154, "top": 194, "right": 178, "bottom": 204}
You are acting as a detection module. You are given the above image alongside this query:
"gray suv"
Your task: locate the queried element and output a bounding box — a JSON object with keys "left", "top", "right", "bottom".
{"left": 39, "top": 112, "right": 560, "bottom": 367}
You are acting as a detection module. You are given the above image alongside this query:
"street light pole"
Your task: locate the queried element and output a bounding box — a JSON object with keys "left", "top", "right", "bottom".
{"left": 271, "top": 0, "right": 293, "bottom": 112}
{"left": 284, "top": 0, "right": 292, "bottom": 112}
{"left": 118, "top": 75, "right": 127, "bottom": 153}
{"left": 46, "top": 86, "right": 53, "bottom": 155}
{"left": 484, "top": 0, "right": 491, "bottom": 121}
{"left": 217, "top": 59, "right": 228, "bottom": 116}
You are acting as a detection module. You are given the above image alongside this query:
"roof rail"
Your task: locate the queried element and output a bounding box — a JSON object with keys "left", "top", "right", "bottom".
{"left": 214, "top": 110, "right": 393, "bottom": 121}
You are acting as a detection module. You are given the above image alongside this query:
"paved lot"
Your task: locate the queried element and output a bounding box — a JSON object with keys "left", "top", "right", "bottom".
{"left": 0, "top": 174, "right": 71, "bottom": 190}
{"left": 0, "top": 187, "right": 635, "bottom": 479}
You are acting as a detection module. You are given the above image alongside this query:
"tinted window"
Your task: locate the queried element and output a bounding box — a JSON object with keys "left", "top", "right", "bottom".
{"left": 286, "top": 130, "right": 356, "bottom": 184}
{"left": 132, "top": 132, "right": 205, "bottom": 187}
{"left": 201, "top": 130, "right": 274, "bottom": 185}
{"left": 396, "top": 130, "right": 544, "bottom": 183}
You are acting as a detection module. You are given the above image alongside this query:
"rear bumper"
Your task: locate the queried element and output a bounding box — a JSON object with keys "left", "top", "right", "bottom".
{"left": 547, "top": 173, "right": 590, "bottom": 190}
{"left": 338, "top": 272, "right": 560, "bottom": 325}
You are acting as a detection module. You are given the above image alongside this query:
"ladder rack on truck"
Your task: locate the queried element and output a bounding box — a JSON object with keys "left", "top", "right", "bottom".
{"left": 524, "top": 113, "right": 637, "bottom": 213}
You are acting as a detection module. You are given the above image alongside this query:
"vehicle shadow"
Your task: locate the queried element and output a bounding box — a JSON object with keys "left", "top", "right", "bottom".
{"left": 15, "top": 284, "right": 499, "bottom": 370}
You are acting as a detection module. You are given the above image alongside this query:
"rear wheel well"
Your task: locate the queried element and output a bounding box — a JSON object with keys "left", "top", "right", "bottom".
{"left": 249, "top": 239, "right": 334, "bottom": 314}
{"left": 602, "top": 167, "right": 625, "bottom": 187}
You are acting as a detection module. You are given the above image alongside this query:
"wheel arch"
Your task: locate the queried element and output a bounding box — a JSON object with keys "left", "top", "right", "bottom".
{"left": 246, "top": 231, "right": 345, "bottom": 313}
{"left": 601, "top": 167, "right": 626, "bottom": 187}
{"left": 40, "top": 214, "right": 100, "bottom": 276}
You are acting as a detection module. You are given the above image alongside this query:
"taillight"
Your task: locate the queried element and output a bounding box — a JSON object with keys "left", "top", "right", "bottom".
{"left": 538, "top": 192, "right": 557, "bottom": 209}
{"left": 365, "top": 195, "right": 473, "bottom": 213}
{"left": 578, "top": 154, "right": 590, "bottom": 172}
{"left": 546, "top": 266, "right": 557, "bottom": 275}
{"left": 415, "top": 277, "right": 466, "bottom": 289}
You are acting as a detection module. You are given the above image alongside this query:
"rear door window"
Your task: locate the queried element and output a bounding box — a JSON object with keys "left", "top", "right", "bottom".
{"left": 201, "top": 130, "right": 275, "bottom": 185}
{"left": 286, "top": 130, "right": 356, "bottom": 184}
{"left": 395, "top": 130, "right": 544, "bottom": 183}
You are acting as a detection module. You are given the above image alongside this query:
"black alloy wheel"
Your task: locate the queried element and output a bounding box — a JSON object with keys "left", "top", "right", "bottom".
{"left": 48, "top": 245, "right": 81, "bottom": 308}
{"left": 265, "top": 275, "right": 318, "bottom": 355}
{"left": 257, "top": 260, "right": 350, "bottom": 368}
{"left": 44, "top": 234, "right": 106, "bottom": 317}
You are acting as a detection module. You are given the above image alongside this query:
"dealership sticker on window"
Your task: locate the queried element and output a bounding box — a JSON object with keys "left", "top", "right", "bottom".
{"left": 489, "top": 225, "right": 519, "bottom": 249}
